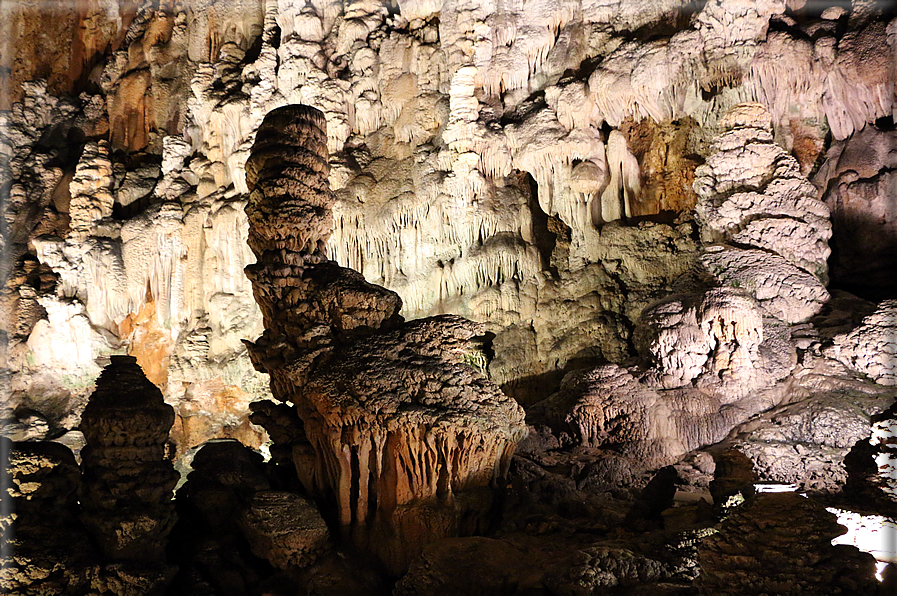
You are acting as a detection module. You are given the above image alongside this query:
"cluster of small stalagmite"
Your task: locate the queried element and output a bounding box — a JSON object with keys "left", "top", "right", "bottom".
{"left": 243, "top": 104, "right": 527, "bottom": 575}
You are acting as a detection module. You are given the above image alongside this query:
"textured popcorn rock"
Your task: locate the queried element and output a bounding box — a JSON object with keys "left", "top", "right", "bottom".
{"left": 833, "top": 299, "right": 897, "bottom": 386}
{"left": 244, "top": 104, "right": 526, "bottom": 574}
{"left": 78, "top": 355, "right": 178, "bottom": 562}
{"left": 695, "top": 102, "right": 832, "bottom": 285}
{"left": 733, "top": 393, "right": 891, "bottom": 492}
{"left": 635, "top": 288, "right": 766, "bottom": 392}
{"left": 238, "top": 491, "right": 330, "bottom": 570}
{"left": 4, "top": 440, "right": 80, "bottom": 526}
{"left": 699, "top": 246, "right": 829, "bottom": 324}
{"left": 634, "top": 285, "right": 797, "bottom": 399}
{"left": 0, "top": 438, "right": 169, "bottom": 595}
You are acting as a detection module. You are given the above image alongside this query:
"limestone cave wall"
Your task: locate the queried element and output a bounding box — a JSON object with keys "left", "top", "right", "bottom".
{"left": 3, "top": 1, "right": 897, "bottom": 594}
{"left": 4, "top": 0, "right": 893, "bottom": 451}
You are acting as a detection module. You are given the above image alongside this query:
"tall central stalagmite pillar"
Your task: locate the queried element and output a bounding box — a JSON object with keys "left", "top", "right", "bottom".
{"left": 243, "top": 105, "right": 526, "bottom": 575}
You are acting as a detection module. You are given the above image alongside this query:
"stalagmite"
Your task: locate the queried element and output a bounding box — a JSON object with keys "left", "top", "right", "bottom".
{"left": 243, "top": 104, "right": 526, "bottom": 575}
{"left": 597, "top": 130, "right": 640, "bottom": 225}
{"left": 694, "top": 103, "right": 831, "bottom": 319}
{"left": 78, "top": 355, "right": 179, "bottom": 589}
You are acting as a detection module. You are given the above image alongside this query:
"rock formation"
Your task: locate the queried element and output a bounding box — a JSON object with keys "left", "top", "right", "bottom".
{"left": 698, "top": 492, "right": 881, "bottom": 595}
{"left": 78, "top": 355, "right": 178, "bottom": 575}
{"left": 1, "top": 358, "right": 187, "bottom": 594}
{"left": 533, "top": 104, "right": 829, "bottom": 470}
{"left": 815, "top": 124, "right": 897, "bottom": 297}
{"left": 1, "top": 438, "right": 95, "bottom": 594}
{"left": 167, "top": 439, "right": 275, "bottom": 595}
{"left": 694, "top": 103, "right": 831, "bottom": 322}
{"left": 2, "top": 0, "right": 897, "bottom": 593}
{"left": 833, "top": 299, "right": 897, "bottom": 386}
{"left": 238, "top": 491, "right": 330, "bottom": 570}
{"left": 243, "top": 104, "right": 526, "bottom": 574}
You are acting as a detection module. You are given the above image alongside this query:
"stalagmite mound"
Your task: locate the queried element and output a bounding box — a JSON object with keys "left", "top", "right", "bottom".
{"left": 1, "top": 356, "right": 182, "bottom": 594}
{"left": 242, "top": 104, "right": 527, "bottom": 575}
{"left": 1, "top": 438, "right": 95, "bottom": 594}
{"left": 79, "top": 354, "right": 179, "bottom": 569}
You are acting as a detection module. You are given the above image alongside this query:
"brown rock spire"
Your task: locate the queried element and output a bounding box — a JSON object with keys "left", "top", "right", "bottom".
{"left": 78, "top": 355, "right": 178, "bottom": 564}
{"left": 244, "top": 105, "right": 526, "bottom": 575}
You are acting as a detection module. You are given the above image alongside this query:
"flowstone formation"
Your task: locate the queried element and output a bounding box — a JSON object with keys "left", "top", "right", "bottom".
{"left": 638, "top": 103, "right": 831, "bottom": 391}
{"left": 533, "top": 104, "right": 828, "bottom": 469}
{"left": 694, "top": 102, "right": 831, "bottom": 320}
{"left": 3, "top": 1, "right": 897, "bottom": 592}
{"left": 7, "top": 0, "right": 895, "bottom": 455}
{"left": 832, "top": 299, "right": 897, "bottom": 386}
{"left": 243, "top": 104, "right": 527, "bottom": 575}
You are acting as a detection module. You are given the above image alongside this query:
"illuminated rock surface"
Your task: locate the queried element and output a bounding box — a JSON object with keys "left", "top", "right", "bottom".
{"left": 243, "top": 104, "right": 526, "bottom": 575}
{"left": 2, "top": 0, "right": 896, "bottom": 593}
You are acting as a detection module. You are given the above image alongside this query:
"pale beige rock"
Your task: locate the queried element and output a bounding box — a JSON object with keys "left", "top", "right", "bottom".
{"left": 67, "top": 141, "right": 114, "bottom": 238}
{"left": 634, "top": 288, "right": 786, "bottom": 395}
{"left": 694, "top": 104, "right": 832, "bottom": 283}
{"left": 833, "top": 299, "right": 897, "bottom": 386}
{"left": 700, "top": 246, "right": 828, "bottom": 324}
{"left": 534, "top": 362, "right": 787, "bottom": 468}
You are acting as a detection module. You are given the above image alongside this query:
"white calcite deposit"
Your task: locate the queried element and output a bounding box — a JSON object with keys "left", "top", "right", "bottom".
{"left": 833, "top": 300, "right": 897, "bottom": 386}
{"left": 1, "top": 0, "right": 894, "bottom": 491}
